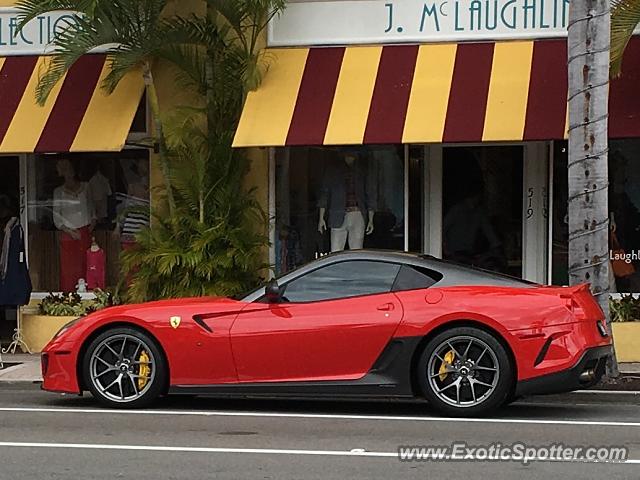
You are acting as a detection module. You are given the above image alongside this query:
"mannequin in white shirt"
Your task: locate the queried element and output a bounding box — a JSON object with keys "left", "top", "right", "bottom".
{"left": 53, "top": 159, "right": 95, "bottom": 238}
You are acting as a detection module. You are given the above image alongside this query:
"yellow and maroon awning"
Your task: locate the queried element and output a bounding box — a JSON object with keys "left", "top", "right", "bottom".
{"left": 0, "top": 54, "right": 144, "bottom": 153}
{"left": 234, "top": 39, "right": 640, "bottom": 147}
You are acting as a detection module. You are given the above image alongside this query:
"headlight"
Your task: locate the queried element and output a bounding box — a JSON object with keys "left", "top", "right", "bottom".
{"left": 53, "top": 317, "right": 81, "bottom": 339}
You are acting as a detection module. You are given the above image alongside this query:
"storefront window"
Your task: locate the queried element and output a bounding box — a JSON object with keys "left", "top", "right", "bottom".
{"left": 610, "top": 140, "right": 640, "bottom": 292}
{"left": 442, "top": 146, "right": 523, "bottom": 277}
{"left": 27, "top": 151, "right": 150, "bottom": 292}
{"left": 553, "top": 139, "right": 640, "bottom": 293}
{"left": 275, "top": 146, "right": 405, "bottom": 274}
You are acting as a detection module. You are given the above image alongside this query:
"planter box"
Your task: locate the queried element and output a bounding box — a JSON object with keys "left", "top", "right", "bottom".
{"left": 22, "top": 314, "right": 77, "bottom": 353}
{"left": 612, "top": 323, "right": 640, "bottom": 363}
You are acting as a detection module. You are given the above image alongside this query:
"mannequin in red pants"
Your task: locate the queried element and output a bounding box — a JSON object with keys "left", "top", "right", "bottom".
{"left": 53, "top": 159, "right": 96, "bottom": 292}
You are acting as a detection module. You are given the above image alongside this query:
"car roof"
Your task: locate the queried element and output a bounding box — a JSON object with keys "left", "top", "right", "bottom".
{"left": 240, "top": 250, "right": 536, "bottom": 302}
{"left": 303, "top": 250, "right": 535, "bottom": 287}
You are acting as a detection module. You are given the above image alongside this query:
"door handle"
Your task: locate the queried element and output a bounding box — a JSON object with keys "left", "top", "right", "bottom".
{"left": 377, "top": 303, "right": 395, "bottom": 312}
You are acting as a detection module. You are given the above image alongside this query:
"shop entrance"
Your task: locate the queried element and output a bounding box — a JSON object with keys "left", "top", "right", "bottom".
{"left": 417, "top": 143, "right": 550, "bottom": 283}
{"left": 442, "top": 146, "right": 524, "bottom": 277}
{"left": 0, "top": 156, "right": 20, "bottom": 342}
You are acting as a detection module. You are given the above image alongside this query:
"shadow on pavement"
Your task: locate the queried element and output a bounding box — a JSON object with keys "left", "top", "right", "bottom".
{"left": 39, "top": 391, "right": 634, "bottom": 421}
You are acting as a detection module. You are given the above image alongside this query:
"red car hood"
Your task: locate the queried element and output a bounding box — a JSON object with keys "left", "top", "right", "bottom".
{"left": 85, "top": 296, "right": 246, "bottom": 323}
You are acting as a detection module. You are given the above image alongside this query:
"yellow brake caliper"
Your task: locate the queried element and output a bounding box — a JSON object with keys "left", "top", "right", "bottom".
{"left": 138, "top": 350, "right": 151, "bottom": 390}
{"left": 438, "top": 350, "right": 456, "bottom": 381}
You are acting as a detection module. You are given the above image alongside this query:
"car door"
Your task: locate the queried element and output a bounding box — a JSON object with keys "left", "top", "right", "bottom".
{"left": 230, "top": 260, "right": 404, "bottom": 383}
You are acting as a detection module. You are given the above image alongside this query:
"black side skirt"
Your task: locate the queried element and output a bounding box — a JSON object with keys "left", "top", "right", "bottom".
{"left": 169, "top": 336, "right": 423, "bottom": 398}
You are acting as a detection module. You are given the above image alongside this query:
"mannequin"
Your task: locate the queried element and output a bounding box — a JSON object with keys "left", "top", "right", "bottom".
{"left": 317, "top": 153, "right": 375, "bottom": 252}
{"left": 86, "top": 236, "right": 106, "bottom": 290}
{"left": 88, "top": 164, "right": 112, "bottom": 225}
{"left": 114, "top": 160, "right": 150, "bottom": 250}
{"left": 53, "top": 159, "right": 95, "bottom": 292}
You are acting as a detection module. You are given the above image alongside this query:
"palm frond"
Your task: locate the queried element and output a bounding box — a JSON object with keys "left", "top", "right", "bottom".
{"left": 205, "top": 0, "right": 286, "bottom": 52}
{"left": 33, "top": 13, "right": 120, "bottom": 103}
{"left": 611, "top": 0, "right": 640, "bottom": 77}
{"left": 15, "top": 0, "right": 98, "bottom": 28}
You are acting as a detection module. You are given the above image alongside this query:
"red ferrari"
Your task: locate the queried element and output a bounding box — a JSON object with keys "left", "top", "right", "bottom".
{"left": 41, "top": 251, "right": 612, "bottom": 416}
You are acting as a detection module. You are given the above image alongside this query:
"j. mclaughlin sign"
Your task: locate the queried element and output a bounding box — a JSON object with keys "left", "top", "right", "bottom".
{"left": 269, "top": 0, "right": 571, "bottom": 46}
{"left": 0, "top": 8, "right": 76, "bottom": 56}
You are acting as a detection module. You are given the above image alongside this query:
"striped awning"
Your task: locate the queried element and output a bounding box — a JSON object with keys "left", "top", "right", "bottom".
{"left": 0, "top": 54, "right": 144, "bottom": 153}
{"left": 234, "top": 39, "right": 640, "bottom": 147}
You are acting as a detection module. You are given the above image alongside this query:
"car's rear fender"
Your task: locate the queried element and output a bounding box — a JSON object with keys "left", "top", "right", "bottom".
{"left": 404, "top": 318, "right": 519, "bottom": 396}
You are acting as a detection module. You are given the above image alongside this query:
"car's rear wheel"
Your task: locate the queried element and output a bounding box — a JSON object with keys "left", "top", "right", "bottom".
{"left": 82, "top": 327, "right": 166, "bottom": 408}
{"left": 417, "top": 326, "right": 513, "bottom": 417}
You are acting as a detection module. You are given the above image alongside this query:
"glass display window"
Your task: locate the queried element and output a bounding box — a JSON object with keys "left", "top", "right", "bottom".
{"left": 26, "top": 151, "right": 150, "bottom": 292}
{"left": 552, "top": 139, "right": 640, "bottom": 293}
{"left": 275, "top": 146, "right": 405, "bottom": 274}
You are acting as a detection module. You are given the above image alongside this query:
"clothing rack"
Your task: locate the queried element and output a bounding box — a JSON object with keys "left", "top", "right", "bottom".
{"left": 1, "top": 307, "right": 31, "bottom": 355}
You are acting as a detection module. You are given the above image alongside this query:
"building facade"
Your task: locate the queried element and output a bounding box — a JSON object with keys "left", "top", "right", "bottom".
{"left": 0, "top": 2, "right": 154, "bottom": 343}
{"left": 2, "top": 0, "right": 640, "bottom": 349}
{"left": 235, "top": 0, "right": 640, "bottom": 295}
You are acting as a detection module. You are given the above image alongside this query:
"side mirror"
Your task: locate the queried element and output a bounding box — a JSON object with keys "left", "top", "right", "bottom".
{"left": 265, "top": 279, "right": 282, "bottom": 303}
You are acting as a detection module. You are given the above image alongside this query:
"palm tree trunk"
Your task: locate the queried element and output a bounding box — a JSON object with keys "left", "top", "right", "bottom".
{"left": 142, "top": 63, "right": 176, "bottom": 217}
{"left": 568, "top": 0, "right": 618, "bottom": 375}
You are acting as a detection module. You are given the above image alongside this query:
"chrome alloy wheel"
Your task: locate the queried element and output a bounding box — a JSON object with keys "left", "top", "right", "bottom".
{"left": 89, "top": 334, "right": 156, "bottom": 403}
{"left": 426, "top": 335, "right": 500, "bottom": 408}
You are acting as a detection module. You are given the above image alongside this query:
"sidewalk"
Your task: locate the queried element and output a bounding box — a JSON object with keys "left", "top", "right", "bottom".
{"left": 0, "top": 354, "right": 42, "bottom": 382}
{"left": 1, "top": 354, "right": 640, "bottom": 388}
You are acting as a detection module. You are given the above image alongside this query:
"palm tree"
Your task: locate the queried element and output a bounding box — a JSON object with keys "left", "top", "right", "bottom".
{"left": 16, "top": 0, "right": 287, "bottom": 301}
{"left": 119, "top": 1, "right": 286, "bottom": 302}
{"left": 567, "top": 0, "right": 618, "bottom": 374}
{"left": 611, "top": 0, "right": 640, "bottom": 76}
{"left": 16, "top": 0, "right": 178, "bottom": 215}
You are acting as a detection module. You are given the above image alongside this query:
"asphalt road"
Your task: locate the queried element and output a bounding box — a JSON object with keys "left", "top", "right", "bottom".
{"left": 0, "top": 384, "right": 640, "bottom": 479}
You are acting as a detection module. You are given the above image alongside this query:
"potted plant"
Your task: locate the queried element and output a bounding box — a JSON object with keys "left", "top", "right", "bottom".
{"left": 610, "top": 295, "right": 640, "bottom": 362}
{"left": 22, "top": 290, "right": 118, "bottom": 353}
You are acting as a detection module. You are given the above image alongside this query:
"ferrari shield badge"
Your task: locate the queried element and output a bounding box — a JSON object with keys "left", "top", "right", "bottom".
{"left": 170, "top": 316, "right": 181, "bottom": 329}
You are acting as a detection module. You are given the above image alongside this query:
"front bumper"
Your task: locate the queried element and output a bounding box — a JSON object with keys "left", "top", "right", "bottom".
{"left": 515, "top": 345, "right": 612, "bottom": 397}
{"left": 41, "top": 342, "right": 81, "bottom": 394}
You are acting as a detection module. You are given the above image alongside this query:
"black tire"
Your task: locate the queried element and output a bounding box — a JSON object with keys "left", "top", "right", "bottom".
{"left": 416, "top": 326, "right": 514, "bottom": 417}
{"left": 82, "top": 327, "right": 167, "bottom": 409}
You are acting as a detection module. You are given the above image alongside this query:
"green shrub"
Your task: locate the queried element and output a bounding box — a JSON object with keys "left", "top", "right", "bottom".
{"left": 610, "top": 294, "right": 640, "bottom": 322}
{"left": 39, "top": 289, "right": 120, "bottom": 317}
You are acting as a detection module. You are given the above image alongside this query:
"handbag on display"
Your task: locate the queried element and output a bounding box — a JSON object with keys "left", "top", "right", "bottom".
{"left": 610, "top": 231, "right": 636, "bottom": 278}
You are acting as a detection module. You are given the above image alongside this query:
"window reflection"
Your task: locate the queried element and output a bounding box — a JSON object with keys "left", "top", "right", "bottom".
{"left": 27, "top": 151, "right": 150, "bottom": 292}
{"left": 283, "top": 261, "right": 401, "bottom": 302}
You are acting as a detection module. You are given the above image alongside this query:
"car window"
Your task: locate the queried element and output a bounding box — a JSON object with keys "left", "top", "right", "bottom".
{"left": 282, "top": 261, "right": 401, "bottom": 303}
{"left": 391, "top": 265, "right": 443, "bottom": 292}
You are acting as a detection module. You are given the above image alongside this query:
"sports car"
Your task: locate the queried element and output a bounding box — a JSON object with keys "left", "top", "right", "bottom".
{"left": 41, "top": 250, "right": 613, "bottom": 416}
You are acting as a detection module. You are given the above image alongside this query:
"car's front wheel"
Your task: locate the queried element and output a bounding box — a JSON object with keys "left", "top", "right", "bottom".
{"left": 82, "top": 327, "right": 166, "bottom": 408}
{"left": 417, "top": 326, "right": 514, "bottom": 417}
